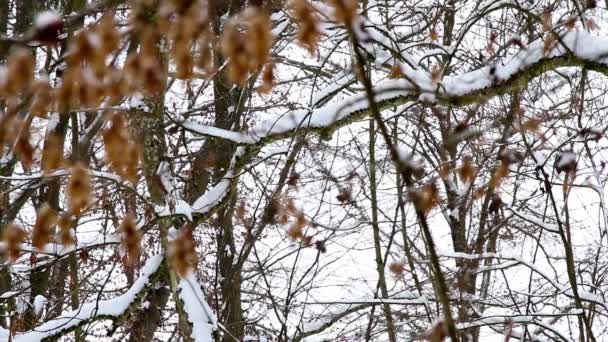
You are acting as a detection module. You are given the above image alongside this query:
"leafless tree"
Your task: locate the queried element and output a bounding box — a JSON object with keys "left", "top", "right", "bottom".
{"left": 0, "top": 0, "right": 608, "bottom": 341}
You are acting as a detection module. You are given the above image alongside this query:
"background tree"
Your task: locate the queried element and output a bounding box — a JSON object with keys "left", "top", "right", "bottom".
{"left": 0, "top": 0, "right": 608, "bottom": 341}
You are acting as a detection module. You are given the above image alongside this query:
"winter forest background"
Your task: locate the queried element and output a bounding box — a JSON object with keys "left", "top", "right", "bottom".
{"left": 1, "top": 0, "right": 608, "bottom": 341}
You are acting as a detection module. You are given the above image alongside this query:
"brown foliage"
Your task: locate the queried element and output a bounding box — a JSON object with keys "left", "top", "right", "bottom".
{"left": 257, "top": 63, "right": 275, "bottom": 94}
{"left": 169, "top": 1, "right": 209, "bottom": 79}
{"left": 287, "top": 212, "right": 307, "bottom": 240}
{"left": 424, "top": 321, "right": 447, "bottom": 341}
{"left": 58, "top": 213, "right": 75, "bottom": 246}
{"left": 120, "top": 214, "right": 141, "bottom": 266}
{"left": 431, "top": 65, "right": 443, "bottom": 84}
{"left": 96, "top": 14, "right": 120, "bottom": 56}
{"left": 389, "top": 261, "right": 405, "bottom": 277}
{"left": 30, "top": 76, "right": 53, "bottom": 118}
{"left": 409, "top": 183, "right": 440, "bottom": 215}
{"left": 331, "top": 0, "right": 358, "bottom": 23}
{"left": 543, "top": 33, "right": 557, "bottom": 56}
{"left": 102, "top": 112, "right": 141, "bottom": 183}
{"left": 2, "top": 224, "right": 26, "bottom": 262}
{"left": 389, "top": 63, "right": 403, "bottom": 79}
{"left": 42, "top": 134, "right": 64, "bottom": 174}
{"left": 67, "top": 163, "right": 91, "bottom": 216}
{"left": 170, "top": 226, "right": 198, "bottom": 277}
{"left": 458, "top": 157, "right": 476, "bottom": 183}
{"left": 291, "top": 0, "right": 321, "bottom": 54}
{"left": 542, "top": 10, "right": 552, "bottom": 33}
{"left": 221, "top": 7, "right": 273, "bottom": 85}
{"left": 489, "top": 161, "right": 509, "bottom": 190}
{"left": 5, "top": 49, "right": 34, "bottom": 96}
{"left": 15, "top": 128, "right": 34, "bottom": 171}
{"left": 32, "top": 204, "right": 58, "bottom": 250}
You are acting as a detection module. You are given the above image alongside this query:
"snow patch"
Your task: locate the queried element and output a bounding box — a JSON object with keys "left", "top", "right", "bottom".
{"left": 35, "top": 11, "right": 61, "bottom": 29}
{"left": 179, "top": 273, "right": 217, "bottom": 342}
{"left": 33, "top": 295, "right": 47, "bottom": 317}
{"left": 13, "top": 255, "right": 163, "bottom": 342}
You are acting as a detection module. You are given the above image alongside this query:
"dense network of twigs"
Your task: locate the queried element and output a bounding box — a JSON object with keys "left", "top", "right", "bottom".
{"left": 1, "top": 0, "right": 608, "bottom": 341}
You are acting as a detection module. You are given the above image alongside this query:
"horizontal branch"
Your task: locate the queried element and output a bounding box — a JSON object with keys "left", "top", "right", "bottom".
{"left": 182, "top": 31, "right": 608, "bottom": 147}
{"left": 310, "top": 298, "right": 426, "bottom": 305}
{"left": 441, "top": 252, "right": 608, "bottom": 310}
{"left": 187, "top": 30, "right": 608, "bottom": 223}
{"left": 457, "top": 312, "right": 581, "bottom": 342}
{"left": 178, "top": 273, "right": 218, "bottom": 342}
{"left": 0, "top": 235, "right": 121, "bottom": 273}
{"left": 6, "top": 255, "right": 163, "bottom": 342}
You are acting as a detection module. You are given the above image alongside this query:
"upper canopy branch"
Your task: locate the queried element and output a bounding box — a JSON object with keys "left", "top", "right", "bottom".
{"left": 179, "top": 31, "right": 608, "bottom": 147}
{"left": 187, "top": 30, "right": 608, "bottom": 221}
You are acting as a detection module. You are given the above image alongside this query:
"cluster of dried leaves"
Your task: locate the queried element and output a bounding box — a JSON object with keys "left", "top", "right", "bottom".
{"left": 170, "top": 226, "right": 198, "bottom": 277}
{"left": 221, "top": 7, "right": 273, "bottom": 86}
{"left": 161, "top": 0, "right": 212, "bottom": 79}
{"left": 66, "top": 163, "right": 92, "bottom": 216}
{"left": 102, "top": 113, "right": 141, "bottom": 184}
{"left": 290, "top": 0, "right": 321, "bottom": 54}
{"left": 409, "top": 182, "right": 440, "bottom": 216}
{"left": 260, "top": 194, "right": 326, "bottom": 253}
{"left": 2, "top": 224, "right": 27, "bottom": 262}
{"left": 0, "top": 0, "right": 337, "bottom": 277}
{"left": 119, "top": 214, "right": 141, "bottom": 266}
{"left": 4, "top": 204, "right": 75, "bottom": 262}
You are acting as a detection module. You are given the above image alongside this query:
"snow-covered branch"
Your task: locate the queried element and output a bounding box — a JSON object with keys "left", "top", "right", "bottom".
{"left": 178, "top": 273, "right": 218, "bottom": 342}
{"left": 6, "top": 255, "right": 163, "bottom": 342}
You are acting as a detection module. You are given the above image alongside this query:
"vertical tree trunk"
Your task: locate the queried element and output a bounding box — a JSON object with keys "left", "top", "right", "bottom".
{"left": 126, "top": 3, "right": 194, "bottom": 340}
{"left": 368, "top": 119, "right": 397, "bottom": 342}
{"left": 186, "top": 2, "right": 247, "bottom": 341}
{"left": 15, "top": 0, "right": 58, "bottom": 331}
{"left": 0, "top": 0, "right": 13, "bottom": 329}
{"left": 14, "top": 0, "right": 36, "bottom": 35}
{"left": 45, "top": 4, "right": 86, "bottom": 338}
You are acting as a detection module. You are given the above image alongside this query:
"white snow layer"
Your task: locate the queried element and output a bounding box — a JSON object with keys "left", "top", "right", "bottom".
{"left": 33, "top": 295, "right": 47, "bottom": 317}
{"left": 9, "top": 255, "right": 163, "bottom": 342}
{"left": 180, "top": 31, "right": 608, "bottom": 148}
{"left": 34, "top": 11, "right": 60, "bottom": 29}
{"left": 178, "top": 273, "right": 218, "bottom": 342}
